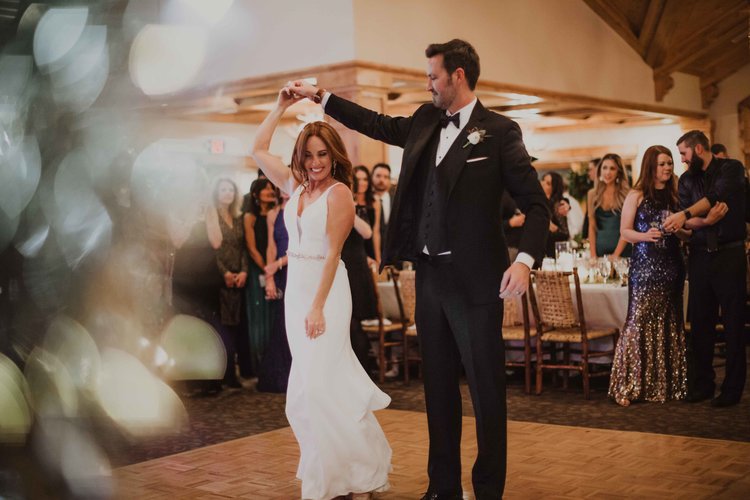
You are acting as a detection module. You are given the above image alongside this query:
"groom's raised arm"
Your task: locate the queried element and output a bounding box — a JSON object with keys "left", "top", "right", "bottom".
{"left": 289, "top": 82, "right": 414, "bottom": 147}
{"left": 323, "top": 94, "right": 412, "bottom": 148}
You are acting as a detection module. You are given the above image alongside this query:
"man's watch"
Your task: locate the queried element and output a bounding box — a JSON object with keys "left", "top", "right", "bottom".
{"left": 312, "top": 87, "right": 326, "bottom": 104}
{"left": 683, "top": 209, "right": 692, "bottom": 220}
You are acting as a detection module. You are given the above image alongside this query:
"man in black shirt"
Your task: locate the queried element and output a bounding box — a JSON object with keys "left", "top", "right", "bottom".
{"left": 668, "top": 130, "right": 747, "bottom": 407}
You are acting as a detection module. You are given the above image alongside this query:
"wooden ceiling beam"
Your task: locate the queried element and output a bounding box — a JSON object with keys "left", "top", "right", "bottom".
{"left": 638, "top": 0, "right": 667, "bottom": 55}
{"left": 583, "top": 0, "right": 642, "bottom": 54}
{"left": 490, "top": 102, "right": 554, "bottom": 112}
{"left": 530, "top": 117, "right": 672, "bottom": 133}
{"left": 655, "top": 11, "right": 746, "bottom": 75}
{"left": 698, "top": 43, "right": 750, "bottom": 88}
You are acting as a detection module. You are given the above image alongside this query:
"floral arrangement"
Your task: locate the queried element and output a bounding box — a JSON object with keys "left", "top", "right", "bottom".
{"left": 567, "top": 161, "right": 592, "bottom": 201}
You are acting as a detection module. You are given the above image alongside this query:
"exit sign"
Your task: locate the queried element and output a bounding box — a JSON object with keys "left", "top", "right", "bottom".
{"left": 209, "top": 139, "right": 224, "bottom": 154}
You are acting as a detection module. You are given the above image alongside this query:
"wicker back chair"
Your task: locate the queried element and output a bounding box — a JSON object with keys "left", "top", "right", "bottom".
{"left": 502, "top": 289, "right": 534, "bottom": 394}
{"left": 361, "top": 266, "right": 408, "bottom": 383}
{"left": 397, "top": 269, "right": 420, "bottom": 384}
{"left": 528, "top": 269, "right": 619, "bottom": 399}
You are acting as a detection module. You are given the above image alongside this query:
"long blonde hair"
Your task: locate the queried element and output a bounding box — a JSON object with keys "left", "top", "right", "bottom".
{"left": 591, "top": 153, "right": 629, "bottom": 212}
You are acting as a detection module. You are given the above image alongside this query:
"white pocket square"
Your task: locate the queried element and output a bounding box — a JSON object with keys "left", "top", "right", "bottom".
{"left": 466, "top": 156, "right": 488, "bottom": 163}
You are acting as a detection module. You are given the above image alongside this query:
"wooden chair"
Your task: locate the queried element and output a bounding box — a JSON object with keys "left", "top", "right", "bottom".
{"left": 502, "top": 290, "right": 534, "bottom": 394}
{"left": 528, "top": 269, "right": 619, "bottom": 399}
{"left": 361, "top": 266, "right": 409, "bottom": 384}
{"left": 396, "top": 269, "right": 419, "bottom": 384}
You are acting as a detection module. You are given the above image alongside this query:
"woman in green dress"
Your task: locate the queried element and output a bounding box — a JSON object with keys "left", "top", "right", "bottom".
{"left": 587, "top": 153, "right": 631, "bottom": 258}
{"left": 242, "top": 178, "right": 277, "bottom": 375}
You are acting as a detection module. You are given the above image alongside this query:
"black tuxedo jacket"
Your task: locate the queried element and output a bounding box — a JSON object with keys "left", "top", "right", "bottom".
{"left": 326, "top": 95, "right": 549, "bottom": 304}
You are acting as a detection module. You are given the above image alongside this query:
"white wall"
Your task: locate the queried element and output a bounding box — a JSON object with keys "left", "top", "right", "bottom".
{"left": 145, "top": 0, "right": 357, "bottom": 86}
{"left": 352, "top": 0, "right": 703, "bottom": 112}
{"left": 139, "top": 0, "right": 705, "bottom": 112}
{"left": 710, "top": 63, "right": 750, "bottom": 161}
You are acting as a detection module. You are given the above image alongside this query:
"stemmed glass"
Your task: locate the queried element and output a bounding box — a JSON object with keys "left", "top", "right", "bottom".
{"left": 655, "top": 210, "right": 671, "bottom": 248}
{"left": 598, "top": 256, "right": 612, "bottom": 283}
{"left": 613, "top": 258, "right": 629, "bottom": 286}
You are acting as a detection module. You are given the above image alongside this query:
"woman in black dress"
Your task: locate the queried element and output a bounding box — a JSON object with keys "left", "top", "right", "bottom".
{"left": 242, "top": 178, "right": 276, "bottom": 376}
{"left": 353, "top": 166, "right": 382, "bottom": 263}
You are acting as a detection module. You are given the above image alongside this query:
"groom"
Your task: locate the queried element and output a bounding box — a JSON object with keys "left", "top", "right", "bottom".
{"left": 291, "top": 39, "right": 548, "bottom": 499}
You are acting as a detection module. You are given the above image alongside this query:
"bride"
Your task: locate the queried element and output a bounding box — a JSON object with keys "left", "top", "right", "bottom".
{"left": 252, "top": 86, "right": 392, "bottom": 500}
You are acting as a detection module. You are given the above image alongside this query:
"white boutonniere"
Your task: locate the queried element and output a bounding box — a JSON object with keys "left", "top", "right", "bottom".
{"left": 463, "top": 127, "right": 491, "bottom": 148}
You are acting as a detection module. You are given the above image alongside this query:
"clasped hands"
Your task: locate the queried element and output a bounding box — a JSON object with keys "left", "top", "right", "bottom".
{"left": 278, "top": 80, "right": 319, "bottom": 105}
{"left": 224, "top": 271, "right": 247, "bottom": 288}
{"left": 663, "top": 202, "right": 729, "bottom": 232}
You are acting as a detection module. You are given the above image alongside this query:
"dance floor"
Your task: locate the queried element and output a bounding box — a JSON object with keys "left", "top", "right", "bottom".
{"left": 114, "top": 408, "right": 750, "bottom": 499}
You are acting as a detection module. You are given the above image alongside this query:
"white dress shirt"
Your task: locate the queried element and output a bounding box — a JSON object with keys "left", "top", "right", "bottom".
{"left": 379, "top": 191, "right": 391, "bottom": 225}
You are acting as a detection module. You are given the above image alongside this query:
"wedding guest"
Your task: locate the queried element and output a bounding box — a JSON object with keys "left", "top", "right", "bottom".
{"left": 257, "top": 188, "right": 291, "bottom": 393}
{"left": 353, "top": 165, "right": 381, "bottom": 262}
{"left": 341, "top": 208, "right": 379, "bottom": 373}
{"left": 371, "top": 163, "right": 395, "bottom": 264}
{"left": 172, "top": 203, "right": 227, "bottom": 394}
{"left": 562, "top": 186, "right": 584, "bottom": 237}
{"left": 581, "top": 157, "right": 600, "bottom": 238}
{"left": 501, "top": 191, "right": 525, "bottom": 262}
{"left": 587, "top": 154, "right": 631, "bottom": 258}
{"left": 710, "top": 143, "right": 728, "bottom": 159}
{"left": 242, "top": 178, "right": 276, "bottom": 375}
{"left": 669, "top": 130, "right": 746, "bottom": 407}
{"left": 557, "top": 198, "right": 571, "bottom": 236}
{"left": 213, "top": 178, "right": 248, "bottom": 389}
{"left": 541, "top": 172, "right": 570, "bottom": 257}
{"left": 609, "top": 146, "right": 688, "bottom": 406}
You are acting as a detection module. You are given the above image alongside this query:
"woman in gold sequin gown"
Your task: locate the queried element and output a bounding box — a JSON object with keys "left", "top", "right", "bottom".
{"left": 608, "top": 146, "right": 688, "bottom": 406}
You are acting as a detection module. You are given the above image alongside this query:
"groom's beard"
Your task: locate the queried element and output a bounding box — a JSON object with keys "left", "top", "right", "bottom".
{"left": 688, "top": 150, "right": 704, "bottom": 174}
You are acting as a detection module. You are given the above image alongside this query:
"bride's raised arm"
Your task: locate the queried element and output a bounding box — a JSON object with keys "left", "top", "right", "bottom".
{"left": 251, "top": 87, "right": 303, "bottom": 195}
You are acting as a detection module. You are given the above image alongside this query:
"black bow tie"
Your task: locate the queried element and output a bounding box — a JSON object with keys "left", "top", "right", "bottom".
{"left": 439, "top": 113, "right": 460, "bottom": 129}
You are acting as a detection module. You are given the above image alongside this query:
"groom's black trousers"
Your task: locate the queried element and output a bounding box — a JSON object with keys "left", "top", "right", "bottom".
{"left": 415, "top": 257, "right": 506, "bottom": 498}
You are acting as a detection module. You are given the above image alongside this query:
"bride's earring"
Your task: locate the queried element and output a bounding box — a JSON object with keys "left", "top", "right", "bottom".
{"left": 332, "top": 160, "right": 337, "bottom": 177}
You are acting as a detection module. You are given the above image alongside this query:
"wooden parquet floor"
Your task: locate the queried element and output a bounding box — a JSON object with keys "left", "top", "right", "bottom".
{"left": 114, "top": 409, "right": 750, "bottom": 499}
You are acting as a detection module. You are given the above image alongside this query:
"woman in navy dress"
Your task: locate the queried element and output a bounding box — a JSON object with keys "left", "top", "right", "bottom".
{"left": 257, "top": 189, "right": 292, "bottom": 392}
{"left": 609, "top": 146, "right": 688, "bottom": 406}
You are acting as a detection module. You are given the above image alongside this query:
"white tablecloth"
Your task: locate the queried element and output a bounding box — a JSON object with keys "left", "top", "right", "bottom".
{"left": 379, "top": 280, "right": 629, "bottom": 329}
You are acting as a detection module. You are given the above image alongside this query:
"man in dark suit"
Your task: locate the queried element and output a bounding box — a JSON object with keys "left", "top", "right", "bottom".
{"left": 289, "top": 39, "right": 548, "bottom": 499}
{"left": 371, "top": 162, "right": 396, "bottom": 263}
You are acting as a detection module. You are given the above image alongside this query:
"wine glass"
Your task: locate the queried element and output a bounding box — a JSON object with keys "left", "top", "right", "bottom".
{"left": 655, "top": 210, "right": 671, "bottom": 248}
{"left": 598, "top": 256, "right": 612, "bottom": 283}
{"left": 613, "top": 258, "right": 629, "bottom": 286}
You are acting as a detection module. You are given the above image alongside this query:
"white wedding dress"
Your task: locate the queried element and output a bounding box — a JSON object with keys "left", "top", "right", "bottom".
{"left": 284, "top": 183, "right": 391, "bottom": 499}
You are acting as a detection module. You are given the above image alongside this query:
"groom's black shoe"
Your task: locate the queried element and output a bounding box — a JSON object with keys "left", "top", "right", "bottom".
{"left": 420, "top": 493, "right": 463, "bottom": 500}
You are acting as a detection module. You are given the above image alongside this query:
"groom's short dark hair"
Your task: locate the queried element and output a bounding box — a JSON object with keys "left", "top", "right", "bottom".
{"left": 425, "top": 39, "right": 480, "bottom": 90}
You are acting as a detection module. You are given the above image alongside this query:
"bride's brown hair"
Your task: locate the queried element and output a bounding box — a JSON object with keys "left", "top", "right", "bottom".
{"left": 290, "top": 121, "right": 353, "bottom": 189}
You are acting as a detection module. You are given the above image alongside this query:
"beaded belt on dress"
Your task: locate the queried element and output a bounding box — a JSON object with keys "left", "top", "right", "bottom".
{"left": 288, "top": 251, "right": 325, "bottom": 261}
